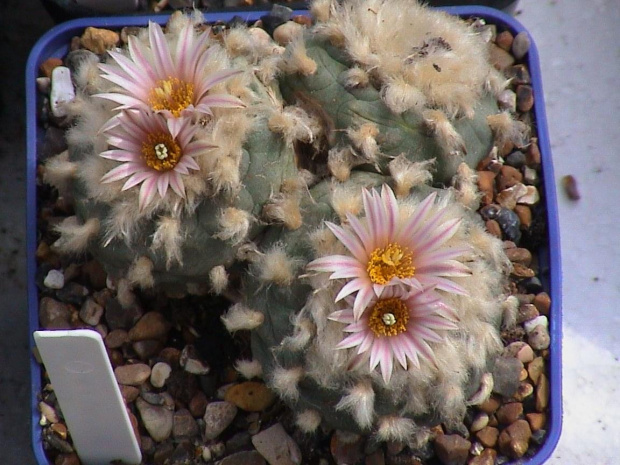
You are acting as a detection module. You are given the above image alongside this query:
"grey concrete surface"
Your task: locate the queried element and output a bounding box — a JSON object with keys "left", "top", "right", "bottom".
{"left": 1, "top": 0, "right": 619, "bottom": 464}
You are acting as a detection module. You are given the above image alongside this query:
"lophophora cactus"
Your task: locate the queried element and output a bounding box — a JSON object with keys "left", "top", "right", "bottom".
{"left": 277, "top": 0, "right": 527, "bottom": 185}
{"left": 44, "top": 12, "right": 301, "bottom": 294}
{"left": 232, "top": 168, "right": 512, "bottom": 442}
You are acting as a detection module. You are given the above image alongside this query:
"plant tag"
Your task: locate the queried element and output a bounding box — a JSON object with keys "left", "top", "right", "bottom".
{"left": 34, "top": 329, "right": 142, "bottom": 465}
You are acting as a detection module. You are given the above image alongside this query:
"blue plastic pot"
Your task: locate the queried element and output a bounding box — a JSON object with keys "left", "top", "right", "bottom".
{"left": 26, "top": 7, "right": 562, "bottom": 464}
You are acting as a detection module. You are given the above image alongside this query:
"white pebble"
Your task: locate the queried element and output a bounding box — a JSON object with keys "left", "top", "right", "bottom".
{"left": 50, "top": 66, "right": 75, "bottom": 118}
{"left": 523, "top": 315, "right": 548, "bottom": 334}
{"left": 44, "top": 269, "right": 65, "bottom": 289}
{"left": 150, "top": 362, "right": 172, "bottom": 388}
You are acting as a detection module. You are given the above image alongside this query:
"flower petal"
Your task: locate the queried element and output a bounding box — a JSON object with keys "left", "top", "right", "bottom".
{"left": 101, "top": 162, "right": 141, "bottom": 183}
{"left": 138, "top": 176, "right": 158, "bottom": 211}
{"left": 148, "top": 22, "right": 175, "bottom": 78}
{"left": 326, "top": 222, "right": 367, "bottom": 263}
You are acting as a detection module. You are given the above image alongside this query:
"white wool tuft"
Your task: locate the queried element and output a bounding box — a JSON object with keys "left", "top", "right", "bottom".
{"left": 52, "top": 216, "right": 100, "bottom": 255}
{"left": 452, "top": 162, "right": 480, "bottom": 209}
{"left": 220, "top": 303, "right": 264, "bottom": 332}
{"left": 208, "top": 266, "right": 229, "bottom": 295}
{"left": 256, "top": 245, "right": 302, "bottom": 286}
{"left": 262, "top": 193, "right": 302, "bottom": 230}
{"left": 234, "top": 359, "right": 263, "bottom": 380}
{"left": 423, "top": 109, "right": 467, "bottom": 157}
{"left": 388, "top": 155, "right": 434, "bottom": 198}
{"left": 374, "top": 415, "right": 417, "bottom": 444}
{"left": 151, "top": 216, "right": 183, "bottom": 268}
{"left": 335, "top": 381, "right": 375, "bottom": 430}
{"left": 214, "top": 208, "right": 252, "bottom": 245}
{"left": 126, "top": 256, "right": 155, "bottom": 289}
{"left": 270, "top": 366, "right": 304, "bottom": 401}
{"left": 330, "top": 184, "right": 362, "bottom": 222}
{"left": 296, "top": 409, "right": 322, "bottom": 434}
{"left": 43, "top": 151, "right": 77, "bottom": 196}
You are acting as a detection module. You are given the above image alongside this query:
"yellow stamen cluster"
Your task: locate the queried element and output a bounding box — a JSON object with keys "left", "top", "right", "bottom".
{"left": 148, "top": 77, "right": 194, "bottom": 117}
{"left": 368, "top": 298, "right": 409, "bottom": 337}
{"left": 367, "top": 243, "right": 415, "bottom": 285}
{"left": 141, "top": 132, "right": 181, "bottom": 171}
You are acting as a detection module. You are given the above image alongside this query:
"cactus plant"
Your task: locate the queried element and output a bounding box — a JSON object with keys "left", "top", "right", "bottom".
{"left": 232, "top": 168, "right": 512, "bottom": 441}
{"left": 277, "top": 0, "right": 527, "bottom": 184}
{"left": 44, "top": 13, "right": 301, "bottom": 294}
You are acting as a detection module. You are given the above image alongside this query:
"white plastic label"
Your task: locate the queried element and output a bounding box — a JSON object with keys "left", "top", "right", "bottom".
{"left": 34, "top": 329, "right": 142, "bottom": 465}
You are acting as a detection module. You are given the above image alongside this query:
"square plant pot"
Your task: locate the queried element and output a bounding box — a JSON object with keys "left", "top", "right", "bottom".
{"left": 26, "top": 6, "right": 562, "bottom": 464}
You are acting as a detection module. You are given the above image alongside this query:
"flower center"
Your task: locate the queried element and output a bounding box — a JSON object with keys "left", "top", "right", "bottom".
{"left": 148, "top": 77, "right": 194, "bottom": 117}
{"left": 368, "top": 298, "right": 409, "bottom": 337}
{"left": 367, "top": 243, "right": 415, "bottom": 285}
{"left": 141, "top": 132, "right": 182, "bottom": 171}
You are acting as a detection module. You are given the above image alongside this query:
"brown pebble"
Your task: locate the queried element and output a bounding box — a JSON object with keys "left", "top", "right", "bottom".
{"left": 40, "top": 57, "right": 63, "bottom": 78}
{"left": 511, "top": 263, "right": 535, "bottom": 279}
{"left": 434, "top": 434, "right": 471, "bottom": 465}
{"left": 516, "top": 85, "right": 534, "bottom": 112}
{"left": 80, "top": 27, "right": 120, "bottom": 54}
{"left": 119, "top": 385, "right": 140, "bottom": 403}
{"left": 498, "top": 165, "right": 523, "bottom": 190}
{"left": 498, "top": 419, "right": 531, "bottom": 459}
{"left": 114, "top": 363, "right": 151, "bottom": 386}
{"left": 525, "top": 140, "right": 541, "bottom": 166}
{"left": 128, "top": 312, "right": 171, "bottom": 342}
{"left": 224, "top": 381, "right": 276, "bottom": 412}
{"left": 489, "top": 44, "right": 515, "bottom": 71}
{"left": 517, "top": 304, "right": 539, "bottom": 324}
{"left": 562, "top": 174, "right": 580, "bottom": 200}
{"left": 535, "top": 373, "right": 549, "bottom": 412}
{"left": 189, "top": 391, "right": 208, "bottom": 418}
{"left": 292, "top": 15, "right": 313, "bottom": 26}
{"left": 514, "top": 205, "right": 532, "bottom": 229}
{"left": 477, "top": 171, "right": 496, "bottom": 205}
{"left": 468, "top": 448, "right": 496, "bottom": 465}
{"left": 505, "top": 64, "right": 531, "bottom": 85}
{"left": 496, "top": 402, "right": 523, "bottom": 425}
{"left": 505, "top": 247, "right": 532, "bottom": 266}
{"left": 514, "top": 381, "right": 534, "bottom": 401}
{"left": 54, "top": 453, "right": 80, "bottom": 465}
{"left": 478, "top": 396, "right": 501, "bottom": 415}
{"left": 526, "top": 412, "right": 547, "bottom": 432}
{"left": 105, "top": 329, "right": 129, "bottom": 349}
{"left": 485, "top": 220, "right": 502, "bottom": 239}
{"left": 527, "top": 357, "right": 545, "bottom": 384}
{"left": 495, "top": 30, "right": 514, "bottom": 51}
{"left": 330, "top": 430, "right": 364, "bottom": 465}
{"left": 475, "top": 426, "right": 499, "bottom": 448}
{"left": 533, "top": 292, "right": 551, "bottom": 315}
{"left": 107, "top": 348, "right": 124, "bottom": 367}
{"left": 50, "top": 422, "right": 68, "bottom": 440}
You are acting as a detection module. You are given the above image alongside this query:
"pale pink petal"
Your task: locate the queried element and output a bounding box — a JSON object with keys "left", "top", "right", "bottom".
{"left": 307, "top": 255, "right": 359, "bottom": 273}
{"left": 106, "top": 51, "right": 152, "bottom": 98}
{"left": 100, "top": 149, "right": 136, "bottom": 162}
{"left": 101, "top": 163, "right": 140, "bottom": 183}
{"left": 381, "top": 184, "right": 399, "bottom": 241}
{"left": 127, "top": 36, "right": 158, "bottom": 82}
{"left": 122, "top": 170, "right": 153, "bottom": 190}
{"left": 148, "top": 22, "right": 175, "bottom": 78}
{"left": 106, "top": 135, "right": 142, "bottom": 153}
{"left": 418, "top": 315, "right": 459, "bottom": 331}
{"left": 195, "top": 69, "right": 243, "bottom": 99}
{"left": 407, "top": 208, "right": 450, "bottom": 248}
{"left": 413, "top": 325, "right": 443, "bottom": 343}
{"left": 326, "top": 222, "right": 367, "bottom": 262}
{"left": 97, "top": 68, "right": 145, "bottom": 96}
{"left": 389, "top": 337, "right": 409, "bottom": 369}
{"left": 197, "top": 94, "right": 245, "bottom": 109}
{"left": 139, "top": 176, "right": 158, "bottom": 211}
{"left": 335, "top": 277, "right": 367, "bottom": 302}
{"left": 357, "top": 331, "right": 374, "bottom": 354}
{"left": 336, "top": 331, "right": 367, "bottom": 350}
{"left": 416, "top": 275, "right": 469, "bottom": 296}
{"left": 175, "top": 22, "right": 195, "bottom": 81}
{"left": 396, "top": 192, "right": 437, "bottom": 243}
{"left": 362, "top": 188, "right": 382, "bottom": 247}
{"left": 168, "top": 172, "right": 186, "bottom": 198}
{"left": 94, "top": 92, "right": 149, "bottom": 110}
{"left": 379, "top": 342, "right": 394, "bottom": 384}
{"left": 328, "top": 310, "right": 355, "bottom": 324}
{"left": 346, "top": 213, "right": 373, "bottom": 255}
{"left": 415, "top": 218, "right": 462, "bottom": 252}
{"left": 157, "top": 171, "right": 170, "bottom": 198}
{"left": 415, "top": 260, "right": 471, "bottom": 277}
{"left": 414, "top": 246, "right": 471, "bottom": 267}
{"left": 352, "top": 285, "right": 376, "bottom": 320}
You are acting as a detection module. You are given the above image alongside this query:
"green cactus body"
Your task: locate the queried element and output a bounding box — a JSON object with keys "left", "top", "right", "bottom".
{"left": 244, "top": 172, "right": 508, "bottom": 438}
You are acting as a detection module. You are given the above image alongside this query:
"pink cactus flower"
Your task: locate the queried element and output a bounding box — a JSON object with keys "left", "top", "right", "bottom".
{"left": 100, "top": 110, "right": 214, "bottom": 210}
{"left": 329, "top": 286, "right": 459, "bottom": 383}
{"left": 307, "top": 185, "right": 471, "bottom": 319}
{"left": 97, "top": 21, "right": 244, "bottom": 118}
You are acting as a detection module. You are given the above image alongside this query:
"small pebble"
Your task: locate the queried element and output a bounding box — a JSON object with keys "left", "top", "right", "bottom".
{"left": 523, "top": 315, "right": 548, "bottom": 333}
{"left": 150, "top": 362, "right": 172, "bottom": 389}
{"left": 533, "top": 292, "right": 551, "bottom": 315}
{"left": 491, "top": 356, "right": 522, "bottom": 397}
{"left": 434, "top": 433, "right": 471, "bottom": 465}
{"left": 489, "top": 44, "right": 515, "bottom": 71}
{"left": 514, "top": 205, "right": 532, "bottom": 229}
{"left": 180, "top": 345, "right": 210, "bottom": 375}
{"left": 496, "top": 208, "right": 522, "bottom": 243}
{"left": 219, "top": 451, "right": 267, "bottom": 465}
{"left": 119, "top": 385, "right": 140, "bottom": 403}
{"left": 516, "top": 304, "right": 539, "bottom": 324}
{"left": 189, "top": 390, "right": 208, "bottom": 418}
{"left": 225, "top": 381, "right": 276, "bottom": 412}
{"left": 105, "top": 329, "right": 129, "bottom": 349}
{"left": 80, "top": 27, "right": 120, "bottom": 54}
{"left": 522, "top": 166, "right": 539, "bottom": 185}
{"left": 50, "top": 67, "right": 75, "bottom": 118}
{"left": 527, "top": 357, "right": 545, "bottom": 384}
{"left": 511, "top": 31, "right": 531, "bottom": 60}
{"left": 172, "top": 408, "right": 199, "bottom": 439}
{"left": 128, "top": 311, "right": 171, "bottom": 342}
{"left": 475, "top": 426, "right": 499, "bottom": 448}
{"left": 561, "top": 174, "right": 580, "bottom": 200}
{"left": 516, "top": 85, "right": 534, "bottom": 112}
{"left": 79, "top": 297, "right": 104, "bottom": 326}
{"left": 114, "top": 363, "right": 151, "bottom": 386}
{"left": 495, "top": 30, "right": 514, "bottom": 51}
{"left": 526, "top": 412, "right": 546, "bottom": 432}
{"left": 497, "top": 89, "right": 516, "bottom": 112}
{"left": 54, "top": 453, "right": 80, "bottom": 465}
{"left": 498, "top": 419, "right": 531, "bottom": 459}
{"left": 203, "top": 401, "right": 238, "bottom": 440}
{"left": 536, "top": 373, "right": 550, "bottom": 412}
{"left": 252, "top": 423, "right": 302, "bottom": 465}
{"left": 496, "top": 402, "right": 523, "bottom": 425}
{"left": 331, "top": 430, "right": 364, "bottom": 465}
{"left": 505, "top": 64, "right": 531, "bottom": 85}
{"left": 470, "top": 412, "right": 489, "bottom": 433}
{"left": 499, "top": 165, "right": 523, "bottom": 190}
{"left": 505, "top": 150, "right": 526, "bottom": 169}
{"left": 477, "top": 171, "right": 496, "bottom": 205}
{"left": 503, "top": 341, "right": 534, "bottom": 364}
{"left": 39, "top": 297, "right": 71, "bottom": 329}
{"left": 528, "top": 325, "right": 551, "bottom": 350}
{"left": 469, "top": 448, "right": 497, "bottom": 465}
{"left": 39, "top": 401, "right": 59, "bottom": 424}
{"left": 136, "top": 397, "right": 173, "bottom": 442}
{"left": 40, "top": 57, "right": 64, "bottom": 77}
{"left": 44, "top": 269, "right": 65, "bottom": 289}
{"left": 505, "top": 248, "right": 532, "bottom": 266}
{"left": 514, "top": 381, "right": 534, "bottom": 401}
